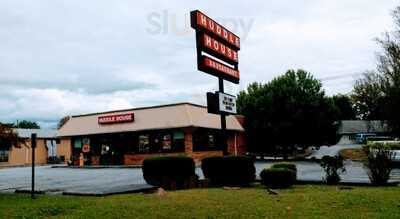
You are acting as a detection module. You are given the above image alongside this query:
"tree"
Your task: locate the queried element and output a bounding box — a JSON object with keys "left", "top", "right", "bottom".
{"left": 352, "top": 71, "right": 385, "bottom": 120}
{"left": 330, "top": 94, "right": 356, "bottom": 120}
{"left": 237, "top": 69, "right": 338, "bottom": 155}
{"left": 0, "top": 124, "right": 24, "bottom": 150}
{"left": 375, "top": 6, "right": 400, "bottom": 135}
{"left": 15, "top": 120, "right": 40, "bottom": 129}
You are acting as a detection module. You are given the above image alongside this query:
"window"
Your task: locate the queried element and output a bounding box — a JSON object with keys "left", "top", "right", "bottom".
{"left": 0, "top": 150, "right": 9, "bottom": 162}
{"left": 0, "top": 139, "right": 10, "bottom": 162}
{"left": 193, "top": 128, "right": 222, "bottom": 151}
{"left": 172, "top": 130, "right": 185, "bottom": 152}
{"left": 138, "top": 134, "right": 150, "bottom": 153}
{"left": 73, "top": 138, "right": 82, "bottom": 149}
{"left": 162, "top": 134, "right": 172, "bottom": 150}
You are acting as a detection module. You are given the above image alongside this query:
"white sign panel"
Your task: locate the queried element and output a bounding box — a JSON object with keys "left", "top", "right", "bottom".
{"left": 218, "top": 92, "right": 237, "bottom": 114}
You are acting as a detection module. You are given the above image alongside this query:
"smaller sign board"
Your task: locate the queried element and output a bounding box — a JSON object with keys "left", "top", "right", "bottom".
{"left": 98, "top": 113, "right": 134, "bottom": 124}
{"left": 207, "top": 92, "right": 237, "bottom": 115}
{"left": 218, "top": 92, "right": 237, "bottom": 114}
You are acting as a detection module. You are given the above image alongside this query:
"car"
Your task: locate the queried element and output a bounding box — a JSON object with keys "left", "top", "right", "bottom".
{"left": 355, "top": 133, "right": 377, "bottom": 144}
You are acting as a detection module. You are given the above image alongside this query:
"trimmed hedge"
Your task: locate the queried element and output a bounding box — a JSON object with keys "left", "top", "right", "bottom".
{"left": 201, "top": 156, "right": 256, "bottom": 186}
{"left": 271, "top": 162, "right": 297, "bottom": 173}
{"left": 260, "top": 167, "right": 296, "bottom": 189}
{"left": 142, "top": 156, "right": 197, "bottom": 190}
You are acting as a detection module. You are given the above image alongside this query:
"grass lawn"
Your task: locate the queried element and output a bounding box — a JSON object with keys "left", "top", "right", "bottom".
{"left": 0, "top": 185, "right": 399, "bottom": 219}
{"left": 339, "top": 148, "right": 368, "bottom": 161}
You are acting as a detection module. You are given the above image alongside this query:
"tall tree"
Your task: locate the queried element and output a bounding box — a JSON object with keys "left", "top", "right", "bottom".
{"left": 237, "top": 69, "right": 338, "bottom": 155}
{"left": 352, "top": 71, "right": 385, "bottom": 120}
{"left": 0, "top": 124, "right": 24, "bottom": 150}
{"left": 376, "top": 6, "right": 400, "bottom": 135}
{"left": 330, "top": 94, "right": 356, "bottom": 120}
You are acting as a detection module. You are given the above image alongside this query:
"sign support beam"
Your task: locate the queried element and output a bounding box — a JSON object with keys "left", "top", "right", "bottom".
{"left": 219, "top": 77, "right": 228, "bottom": 155}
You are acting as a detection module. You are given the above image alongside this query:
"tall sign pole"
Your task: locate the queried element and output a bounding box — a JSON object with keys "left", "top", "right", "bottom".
{"left": 191, "top": 10, "right": 240, "bottom": 155}
{"left": 219, "top": 78, "right": 227, "bottom": 154}
{"left": 31, "top": 133, "right": 37, "bottom": 199}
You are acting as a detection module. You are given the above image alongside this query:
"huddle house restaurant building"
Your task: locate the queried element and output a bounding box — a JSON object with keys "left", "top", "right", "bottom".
{"left": 57, "top": 103, "right": 246, "bottom": 165}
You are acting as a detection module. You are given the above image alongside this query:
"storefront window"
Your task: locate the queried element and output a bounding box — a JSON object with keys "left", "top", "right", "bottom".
{"left": 172, "top": 130, "right": 185, "bottom": 152}
{"left": 162, "top": 134, "right": 172, "bottom": 150}
{"left": 0, "top": 149, "right": 9, "bottom": 162}
{"left": 73, "top": 138, "right": 82, "bottom": 149}
{"left": 193, "top": 128, "right": 222, "bottom": 151}
{"left": 138, "top": 134, "right": 150, "bottom": 153}
{"left": 0, "top": 139, "right": 10, "bottom": 162}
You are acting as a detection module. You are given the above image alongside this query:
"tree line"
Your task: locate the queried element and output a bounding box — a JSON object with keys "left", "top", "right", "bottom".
{"left": 237, "top": 6, "right": 400, "bottom": 154}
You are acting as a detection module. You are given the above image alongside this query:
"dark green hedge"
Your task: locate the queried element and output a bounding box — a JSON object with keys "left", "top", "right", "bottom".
{"left": 142, "top": 156, "right": 197, "bottom": 190}
{"left": 260, "top": 167, "right": 296, "bottom": 189}
{"left": 201, "top": 156, "right": 255, "bottom": 186}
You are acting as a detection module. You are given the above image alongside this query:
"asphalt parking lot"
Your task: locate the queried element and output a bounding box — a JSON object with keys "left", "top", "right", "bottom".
{"left": 1, "top": 161, "right": 399, "bottom": 195}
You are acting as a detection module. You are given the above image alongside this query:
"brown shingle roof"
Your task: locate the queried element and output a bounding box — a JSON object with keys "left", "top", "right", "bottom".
{"left": 57, "top": 103, "right": 244, "bottom": 137}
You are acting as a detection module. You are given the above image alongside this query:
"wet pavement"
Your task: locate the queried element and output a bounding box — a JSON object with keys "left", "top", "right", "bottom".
{"left": 1, "top": 161, "right": 399, "bottom": 194}
{"left": 0, "top": 166, "right": 146, "bottom": 194}
{"left": 306, "top": 144, "right": 362, "bottom": 160}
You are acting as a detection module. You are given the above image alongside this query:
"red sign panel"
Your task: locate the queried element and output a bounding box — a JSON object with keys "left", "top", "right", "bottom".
{"left": 191, "top": 10, "right": 240, "bottom": 50}
{"left": 203, "top": 34, "right": 238, "bottom": 64}
{"left": 98, "top": 113, "right": 134, "bottom": 124}
{"left": 199, "top": 56, "right": 240, "bottom": 84}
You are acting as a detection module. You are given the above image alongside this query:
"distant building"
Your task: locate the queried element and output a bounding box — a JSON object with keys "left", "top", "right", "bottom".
{"left": 0, "top": 129, "right": 70, "bottom": 166}
{"left": 57, "top": 102, "right": 246, "bottom": 166}
{"left": 336, "top": 120, "right": 390, "bottom": 144}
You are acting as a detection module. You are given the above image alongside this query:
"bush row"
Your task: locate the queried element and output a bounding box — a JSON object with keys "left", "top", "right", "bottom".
{"left": 142, "top": 156, "right": 197, "bottom": 190}
{"left": 143, "top": 156, "right": 297, "bottom": 189}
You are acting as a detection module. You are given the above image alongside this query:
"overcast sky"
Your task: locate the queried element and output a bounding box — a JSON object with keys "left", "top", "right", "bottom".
{"left": 0, "top": 0, "right": 397, "bottom": 127}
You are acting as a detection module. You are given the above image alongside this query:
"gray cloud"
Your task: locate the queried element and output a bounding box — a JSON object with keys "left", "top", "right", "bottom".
{"left": 0, "top": 0, "right": 398, "bottom": 127}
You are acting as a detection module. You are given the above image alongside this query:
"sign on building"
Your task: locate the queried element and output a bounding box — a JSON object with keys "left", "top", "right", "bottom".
{"left": 98, "top": 113, "right": 135, "bottom": 125}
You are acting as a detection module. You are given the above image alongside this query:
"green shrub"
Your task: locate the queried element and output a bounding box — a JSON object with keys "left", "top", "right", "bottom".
{"left": 201, "top": 156, "right": 255, "bottom": 186}
{"left": 142, "top": 156, "right": 197, "bottom": 190}
{"left": 364, "top": 147, "right": 394, "bottom": 185}
{"left": 271, "top": 162, "right": 297, "bottom": 173}
{"left": 320, "top": 155, "right": 345, "bottom": 185}
{"left": 260, "top": 167, "right": 296, "bottom": 188}
{"left": 365, "top": 141, "right": 400, "bottom": 150}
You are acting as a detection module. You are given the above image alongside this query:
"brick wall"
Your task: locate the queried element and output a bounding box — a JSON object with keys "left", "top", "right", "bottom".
{"left": 123, "top": 151, "right": 223, "bottom": 165}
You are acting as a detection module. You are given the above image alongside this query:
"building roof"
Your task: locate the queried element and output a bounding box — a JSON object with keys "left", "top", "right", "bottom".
{"left": 15, "top": 128, "right": 57, "bottom": 139}
{"left": 337, "top": 120, "right": 390, "bottom": 134}
{"left": 57, "top": 102, "right": 244, "bottom": 137}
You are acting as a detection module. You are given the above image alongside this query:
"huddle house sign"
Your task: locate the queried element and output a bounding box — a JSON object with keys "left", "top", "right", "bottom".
{"left": 98, "top": 113, "right": 135, "bottom": 124}
{"left": 191, "top": 10, "right": 240, "bottom": 154}
{"left": 191, "top": 10, "right": 240, "bottom": 84}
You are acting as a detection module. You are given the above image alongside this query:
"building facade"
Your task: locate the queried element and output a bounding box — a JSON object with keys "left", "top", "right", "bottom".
{"left": 0, "top": 129, "right": 70, "bottom": 166}
{"left": 57, "top": 103, "right": 246, "bottom": 165}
